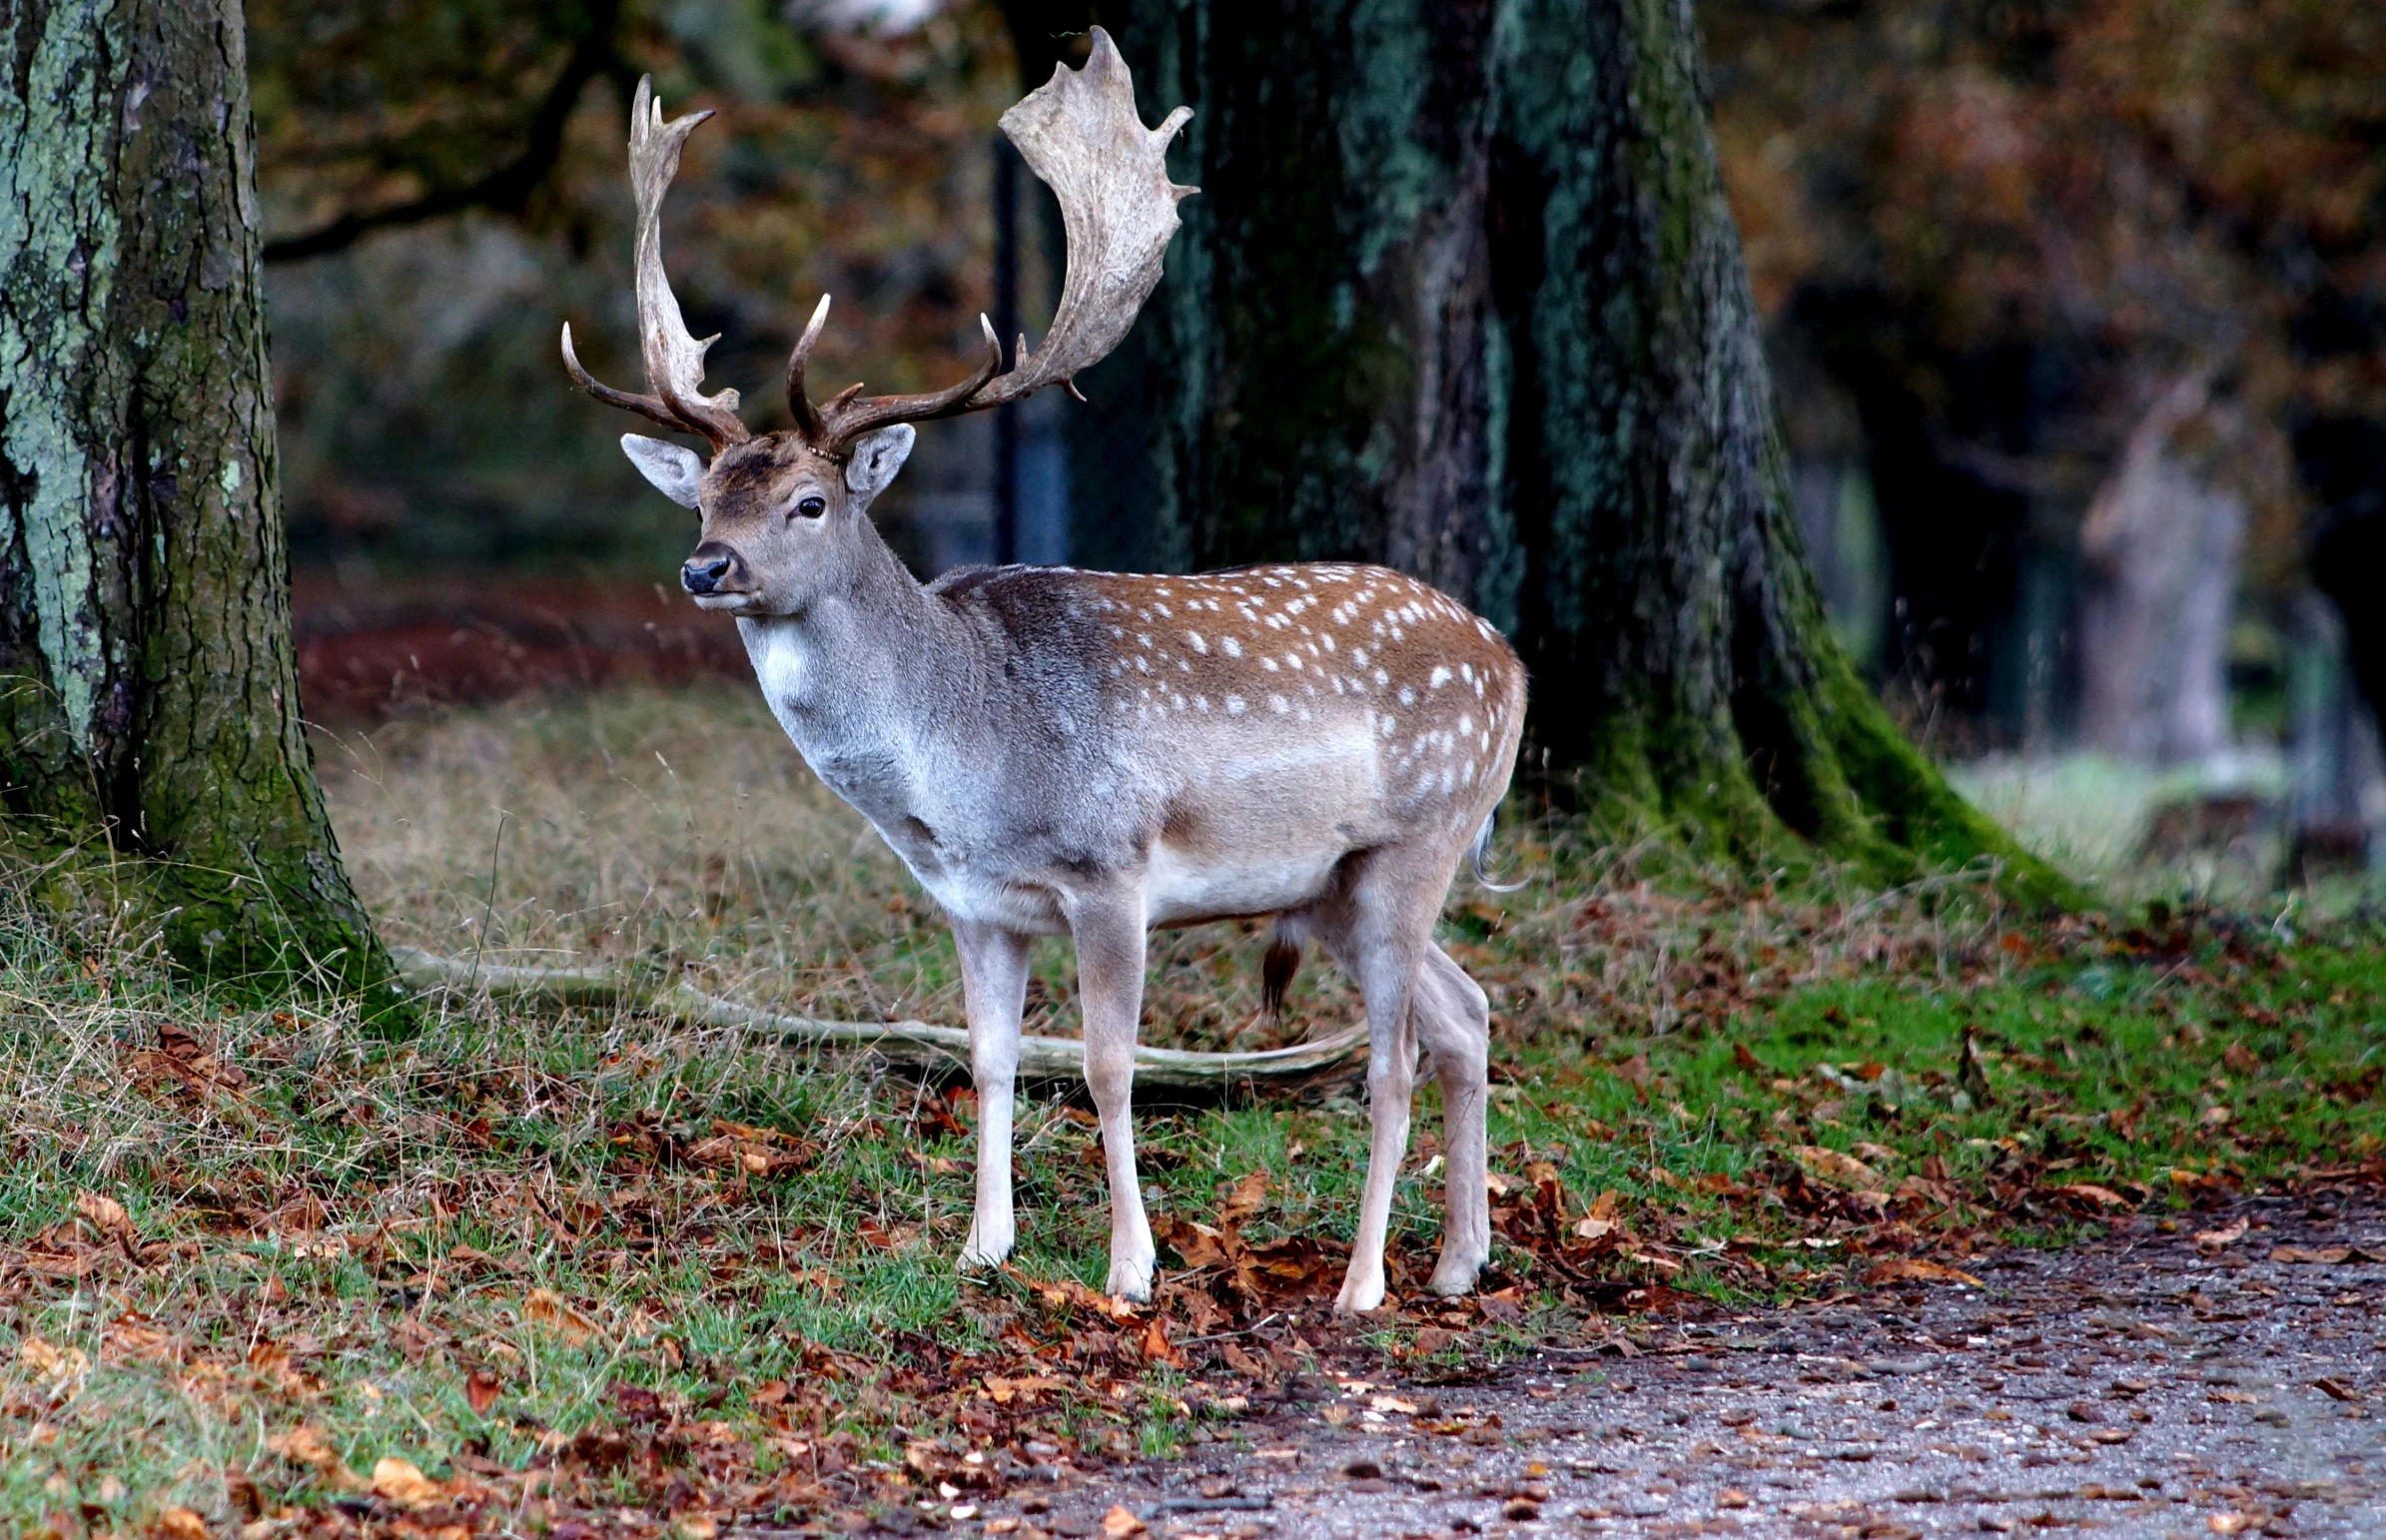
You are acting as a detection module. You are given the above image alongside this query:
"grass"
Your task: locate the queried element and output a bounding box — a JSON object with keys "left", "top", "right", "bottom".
{"left": 0, "top": 683, "right": 2379, "bottom": 1536}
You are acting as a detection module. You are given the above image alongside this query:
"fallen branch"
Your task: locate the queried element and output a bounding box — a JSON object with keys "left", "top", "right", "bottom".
{"left": 389, "top": 947, "right": 1367, "bottom": 1090}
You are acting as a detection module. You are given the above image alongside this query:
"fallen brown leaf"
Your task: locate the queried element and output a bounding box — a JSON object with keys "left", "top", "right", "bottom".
{"left": 1140, "top": 1314, "right": 1184, "bottom": 1368}
{"left": 18, "top": 1337, "right": 88, "bottom": 1382}
{"left": 74, "top": 1191, "right": 132, "bottom": 1237}
{"left": 1863, "top": 1257, "right": 1985, "bottom": 1287}
{"left": 2193, "top": 1217, "right": 2249, "bottom": 1251}
{"left": 525, "top": 1287, "right": 600, "bottom": 1345}
{"left": 373, "top": 1456, "right": 441, "bottom": 1505}
{"left": 267, "top": 1425, "right": 366, "bottom": 1490}
{"left": 1218, "top": 1169, "right": 1269, "bottom": 1226}
{"left": 1793, "top": 1145, "right": 1882, "bottom": 1189}
{"left": 2270, "top": 1245, "right": 2352, "bottom": 1265}
{"left": 153, "top": 1507, "right": 210, "bottom": 1540}
{"left": 1102, "top": 1502, "right": 1148, "bottom": 1537}
{"left": 2050, "top": 1183, "right": 2130, "bottom": 1208}
{"left": 465, "top": 1371, "right": 500, "bottom": 1415}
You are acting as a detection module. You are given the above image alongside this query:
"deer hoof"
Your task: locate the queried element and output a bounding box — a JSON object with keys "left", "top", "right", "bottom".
{"left": 1426, "top": 1252, "right": 1484, "bottom": 1297}
{"left": 1334, "top": 1268, "right": 1387, "bottom": 1315}
{"left": 959, "top": 1225, "right": 1014, "bottom": 1270}
{"left": 1105, "top": 1253, "right": 1155, "bottom": 1303}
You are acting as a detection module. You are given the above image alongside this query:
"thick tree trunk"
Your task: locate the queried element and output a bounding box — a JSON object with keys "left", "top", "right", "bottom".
{"left": 1009, "top": 0, "right": 2053, "bottom": 894}
{"left": 0, "top": 0, "right": 398, "bottom": 997}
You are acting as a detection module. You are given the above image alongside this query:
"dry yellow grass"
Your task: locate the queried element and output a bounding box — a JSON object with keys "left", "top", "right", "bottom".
{"left": 315, "top": 684, "right": 1362, "bottom": 1052}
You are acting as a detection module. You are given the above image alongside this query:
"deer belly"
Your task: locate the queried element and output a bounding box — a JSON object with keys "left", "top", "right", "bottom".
{"left": 1145, "top": 841, "right": 1341, "bottom": 927}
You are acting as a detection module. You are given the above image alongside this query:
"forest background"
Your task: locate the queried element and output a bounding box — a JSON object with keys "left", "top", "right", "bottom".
{"left": 259, "top": 0, "right": 2386, "bottom": 888}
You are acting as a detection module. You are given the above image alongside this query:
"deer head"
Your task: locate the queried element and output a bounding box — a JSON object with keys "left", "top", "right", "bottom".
{"left": 562, "top": 29, "right": 1194, "bottom": 614}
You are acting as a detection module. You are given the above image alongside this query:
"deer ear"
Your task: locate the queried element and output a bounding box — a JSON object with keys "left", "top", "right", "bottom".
{"left": 844, "top": 423, "right": 915, "bottom": 505}
{"left": 620, "top": 434, "right": 704, "bottom": 509}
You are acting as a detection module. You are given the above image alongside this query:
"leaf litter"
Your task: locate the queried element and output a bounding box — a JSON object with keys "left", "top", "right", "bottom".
{"left": 2, "top": 750, "right": 2384, "bottom": 1533}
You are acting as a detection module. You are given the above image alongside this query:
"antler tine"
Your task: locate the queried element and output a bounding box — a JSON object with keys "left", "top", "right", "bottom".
{"left": 626, "top": 76, "right": 748, "bottom": 450}
{"left": 785, "top": 294, "right": 833, "bottom": 439}
{"left": 561, "top": 322, "right": 694, "bottom": 433}
{"left": 806, "top": 28, "right": 1192, "bottom": 455}
{"left": 813, "top": 316, "right": 1003, "bottom": 451}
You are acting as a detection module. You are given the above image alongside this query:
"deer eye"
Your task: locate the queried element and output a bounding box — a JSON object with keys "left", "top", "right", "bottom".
{"left": 794, "top": 494, "right": 827, "bottom": 519}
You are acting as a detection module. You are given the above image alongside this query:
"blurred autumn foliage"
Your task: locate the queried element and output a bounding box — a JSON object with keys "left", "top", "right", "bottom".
{"left": 249, "top": 0, "right": 1020, "bottom": 571}
{"left": 247, "top": 0, "right": 2386, "bottom": 752}
{"left": 1705, "top": 0, "right": 2386, "bottom": 734}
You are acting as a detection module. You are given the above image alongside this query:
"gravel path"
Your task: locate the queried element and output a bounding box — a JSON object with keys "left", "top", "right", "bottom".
{"left": 991, "top": 1191, "right": 2384, "bottom": 1539}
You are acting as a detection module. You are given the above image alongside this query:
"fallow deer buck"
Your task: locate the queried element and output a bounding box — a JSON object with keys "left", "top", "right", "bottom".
{"left": 562, "top": 30, "right": 1525, "bottom": 1313}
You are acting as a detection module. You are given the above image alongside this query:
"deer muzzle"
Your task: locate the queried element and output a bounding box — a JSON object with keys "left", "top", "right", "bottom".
{"left": 681, "top": 542, "right": 743, "bottom": 597}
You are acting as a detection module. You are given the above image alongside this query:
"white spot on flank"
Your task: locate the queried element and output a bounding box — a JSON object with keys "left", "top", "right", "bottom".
{"left": 1430, "top": 665, "right": 1452, "bottom": 688}
{"left": 1270, "top": 694, "right": 1290, "bottom": 714}
{"left": 1221, "top": 636, "right": 1242, "bottom": 658}
{"left": 1321, "top": 632, "right": 1336, "bottom": 652}
{"left": 1261, "top": 657, "right": 1279, "bottom": 672}
{"left": 1137, "top": 633, "right": 1153, "bottom": 648}
{"left": 1374, "top": 667, "right": 1390, "bottom": 685}
{"left": 1284, "top": 653, "right": 1302, "bottom": 670}
{"left": 1188, "top": 632, "right": 1207, "bottom": 653}
{"left": 1399, "top": 686, "right": 1416, "bottom": 705}
{"left": 1194, "top": 695, "right": 1210, "bottom": 712}
{"left": 1225, "top": 694, "right": 1247, "bottom": 715}
{"left": 1460, "top": 662, "right": 1474, "bottom": 682}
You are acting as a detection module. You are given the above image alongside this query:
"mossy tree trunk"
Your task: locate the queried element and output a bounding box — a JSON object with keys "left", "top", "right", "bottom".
{"left": 1008, "top": 0, "right": 2058, "bottom": 896}
{"left": 0, "top": 0, "right": 399, "bottom": 997}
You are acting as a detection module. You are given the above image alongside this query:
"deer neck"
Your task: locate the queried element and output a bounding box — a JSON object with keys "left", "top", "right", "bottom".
{"left": 732, "top": 532, "right": 963, "bottom": 805}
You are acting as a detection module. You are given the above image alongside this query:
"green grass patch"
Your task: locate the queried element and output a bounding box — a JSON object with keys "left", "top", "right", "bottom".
{"left": 0, "top": 686, "right": 2377, "bottom": 1535}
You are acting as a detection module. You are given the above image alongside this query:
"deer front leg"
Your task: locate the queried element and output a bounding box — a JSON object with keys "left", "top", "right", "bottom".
{"left": 952, "top": 919, "right": 1031, "bottom": 1269}
{"left": 1068, "top": 888, "right": 1156, "bottom": 1302}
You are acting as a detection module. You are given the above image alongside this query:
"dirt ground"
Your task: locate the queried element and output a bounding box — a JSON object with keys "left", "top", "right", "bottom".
{"left": 972, "top": 1192, "right": 2382, "bottom": 1540}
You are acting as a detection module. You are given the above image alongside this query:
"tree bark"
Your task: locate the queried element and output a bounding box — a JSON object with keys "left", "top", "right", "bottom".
{"left": 1008, "top": 0, "right": 2057, "bottom": 895}
{"left": 0, "top": 0, "right": 398, "bottom": 997}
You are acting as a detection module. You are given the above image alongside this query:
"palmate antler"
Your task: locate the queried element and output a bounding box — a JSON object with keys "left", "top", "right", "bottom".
{"left": 563, "top": 28, "right": 1193, "bottom": 458}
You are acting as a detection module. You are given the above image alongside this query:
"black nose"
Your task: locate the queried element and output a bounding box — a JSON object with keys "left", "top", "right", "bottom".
{"left": 681, "top": 552, "right": 732, "bottom": 594}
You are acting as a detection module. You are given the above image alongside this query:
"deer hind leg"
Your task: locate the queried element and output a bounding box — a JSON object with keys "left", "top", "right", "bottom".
{"left": 1068, "top": 888, "right": 1157, "bottom": 1302}
{"left": 952, "top": 919, "right": 1031, "bottom": 1269}
{"left": 1311, "top": 872, "right": 1436, "bottom": 1315}
{"left": 1413, "top": 943, "right": 1491, "bottom": 1296}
